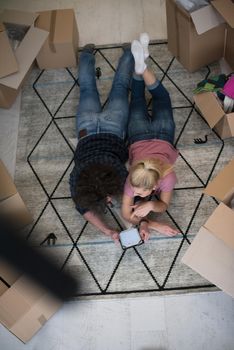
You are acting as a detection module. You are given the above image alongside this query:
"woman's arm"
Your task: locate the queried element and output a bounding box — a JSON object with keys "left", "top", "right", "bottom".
{"left": 121, "top": 194, "right": 140, "bottom": 225}
{"left": 131, "top": 190, "right": 173, "bottom": 218}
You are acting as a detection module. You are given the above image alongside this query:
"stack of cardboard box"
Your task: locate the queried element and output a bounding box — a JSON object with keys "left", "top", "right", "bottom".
{"left": 182, "top": 159, "right": 234, "bottom": 298}
{"left": 166, "top": 0, "right": 234, "bottom": 73}
{"left": 0, "top": 9, "right": 79, "bottom": 109}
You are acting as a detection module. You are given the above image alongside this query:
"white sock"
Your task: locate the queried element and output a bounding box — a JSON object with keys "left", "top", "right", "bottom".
{"left": 131, "top": 40, "right": 146, "bottom": 75}
{"left": 139, "top": 32, "right": 150, "bottom": 59}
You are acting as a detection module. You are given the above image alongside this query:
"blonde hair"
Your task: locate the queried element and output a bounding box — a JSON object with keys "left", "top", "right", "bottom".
{"left": 129, "top": 158, "right": 173, "bottom": 190}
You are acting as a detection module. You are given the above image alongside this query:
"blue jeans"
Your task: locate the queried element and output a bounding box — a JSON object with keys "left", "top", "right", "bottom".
{"left": 76, "top": 49, "right": 134, "bottom": 140}
{"left": 127, "top": 77, "right": 175, "bottom": 145}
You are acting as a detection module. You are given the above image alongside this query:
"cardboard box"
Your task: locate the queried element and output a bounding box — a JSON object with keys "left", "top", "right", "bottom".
{"left": 182, "top": 159, "right": 234, "bottom": 298}
{"left": 0, "top": 159, "right": 32, "bottom": 229}
{"left": 0, "top": 10, "right": 49, "bottom": 109}
{"left": 0, "top": 22, "right": 19, "bottom": 78}
{"left": 35, "top": 9, "right": 79, "bottom": 69}
{"left": 166, "top": 0, "right": 234, "bottom": 72}
{"left": 0, "top": 259, "right": 61, "bottom": 343}
{"left": 193, "top": 92, "right": 234, "bottom": 139}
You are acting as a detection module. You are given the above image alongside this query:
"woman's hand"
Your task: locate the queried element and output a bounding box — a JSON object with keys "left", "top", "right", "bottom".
{"left": 139, "top": 221, "right": 150, "bottom": 241}
{"left": 130, "top": 201, "right": 153, "bottom": 218}
{"left": 149, "top": 221, "right": 179, "bottom": 237}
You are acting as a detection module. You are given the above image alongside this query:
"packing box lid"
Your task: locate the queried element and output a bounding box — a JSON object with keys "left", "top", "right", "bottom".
{"left": 0, "top": 159, "right": 17, "bottom": 201}
{"left": 190, "top": 0, "right": 234, "bottom": 35}
{"left": 0, "top": 22, "right": 19, "bottom": 78}
{"left": 193, "top": 92, "right": 225, "bottom": 128}
{"left": 204, "top": 159, "right": 234, "bottom": 202}
{"left": 0, "top": 26, "right": 48, "bottom": 89}
{"left": 190, "top": 4, "right": 225, "bottom": 35}
{"left": 212, "top": 0, "right": 234, "bottom": 28}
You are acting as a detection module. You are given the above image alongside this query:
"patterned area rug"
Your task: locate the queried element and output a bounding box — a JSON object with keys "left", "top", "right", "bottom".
{"left": 15, "top": 42, "right": 233, "bottom": 298}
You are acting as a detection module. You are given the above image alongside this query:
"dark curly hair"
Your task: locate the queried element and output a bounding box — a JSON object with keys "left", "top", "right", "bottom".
{"left": 74, "top": 163, "right": 124, "bottom": 213}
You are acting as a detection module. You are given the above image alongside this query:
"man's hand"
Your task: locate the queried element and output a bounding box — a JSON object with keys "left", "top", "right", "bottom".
{"left": 139, "top": 221, "right": 150, "bottom": 241}
{"left": 130, "top": 202, "right": 153, "bottom": 219}
{"left": 105, "top": 229, "right": 120, "bottom": 242}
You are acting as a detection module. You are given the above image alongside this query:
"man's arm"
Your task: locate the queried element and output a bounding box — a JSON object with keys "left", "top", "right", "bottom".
{"left": 83, "top": 210, "right": 119, "bottom": 240}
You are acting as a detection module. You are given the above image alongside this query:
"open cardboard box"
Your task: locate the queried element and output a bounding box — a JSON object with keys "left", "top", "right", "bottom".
{"left": 0, "top": 259, "right": 61, "bottom": 343}
{"left": 166, "top": 0, "right": 234, "bottom": 72}
{"left": 182, "top": 159, "right": 234, "bottom": 298}
{"left": 35, "top": 9, "right": 79, "bottom": 69}
{"left": 193, "top": 91, "right": 234, "bottom": 139}
{"left": 0, "top": 10, "right": 49, "bottom": 109}
{"left": 0, "top": 159, "right": 62, "bottom": 342}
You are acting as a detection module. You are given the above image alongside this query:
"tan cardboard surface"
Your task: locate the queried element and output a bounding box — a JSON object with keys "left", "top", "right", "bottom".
{"left": 182, "top": 226, "right": 234, "bottom": 298}
{"left": 193, "top": 92, "right": 225, "bottom": 128}
{"left": 0, "top": 159, "right": 17, "bottom": 200}
{"left": 212, "top": 0, "right": 234, "bottom": 28}
{"left": 0, "top": 10, "right": 38, "bottom": 26}
{"left": 0, "top": 259, "right": 21, "bottom": 287}
{"left": 0, "top": 26, "right": 18, "bottom": 78}
{"left": 10, "top": 293, "right": 61, "bottom": 343}
{"left": 35, "top": 9, "right": 78, "bottom": 69}
{"left": 191, "top": 4, "right": 225, "bottom": 35}
{"left": 0, "top": 26, "right": 48, "bottom": 89}
{"left": 0, "top": 286, "right": 31, "bottom": 328}
{"left": 0, "top": 192, "right": 32, "bottom": 228}
{"left": 204, "top": 203, "right": 234, "bottom": 249}
{"left": 204, "top": 158, "right": 234, "bottom": 201}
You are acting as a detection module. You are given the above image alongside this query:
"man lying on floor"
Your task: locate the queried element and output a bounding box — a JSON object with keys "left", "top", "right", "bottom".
{"left": 69, "top": 43, "right": 134, "bottom": 241}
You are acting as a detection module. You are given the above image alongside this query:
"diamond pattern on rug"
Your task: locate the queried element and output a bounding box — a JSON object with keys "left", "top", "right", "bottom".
{"left": 15, "top": 43, "right": 233, "bottom": 298}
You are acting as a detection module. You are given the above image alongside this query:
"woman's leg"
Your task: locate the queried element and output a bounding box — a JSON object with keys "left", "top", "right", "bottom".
{"left": 100, "top": 47, "right": 134, "bottom": 139}
{"left": 145, "top": 68, "right": 175, "bottom": 145}
{"left": 76, "top": 45, "right": 102, "bottom": 137}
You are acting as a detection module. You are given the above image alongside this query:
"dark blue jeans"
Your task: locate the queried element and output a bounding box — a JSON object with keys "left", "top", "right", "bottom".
{"left": 127, "top": 77, "right": 175, "bottom": 145}
{"left": 76, "top": 48, "right": 134, "bottom": 140}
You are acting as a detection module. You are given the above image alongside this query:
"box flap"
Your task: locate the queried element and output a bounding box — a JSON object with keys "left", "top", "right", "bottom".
{"left": 0, "top": 28, "right": 19, "bottom": 78}
{"left": 204, "top": 203, "right": 234, "bottom": 249}
{"left": 182, "top": 226, "right": 234, "bottom": 298}
{"left": 0, "top": 10, "right": 38, "bottom": 27}
{"left": 0, "top": 159, "right": 17, "bottom": 200}
{"left": 212, "top": 0, "right": 234, "bottom": 29}
{"left": 0, "top": 26, "right": 48, "bottom": 89}
{"left": 194, "top": 92, "right": 225, "bottom": 128}
{"left": 204, "top": 159, "right": 234, "bottom": 202}
{"left": 191, "top": 4, "right": 225, "bottom": 35}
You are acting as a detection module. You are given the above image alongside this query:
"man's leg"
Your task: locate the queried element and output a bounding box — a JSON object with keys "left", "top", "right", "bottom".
{"left": 100, "top": 47, "right": 134, "bottom": 139}
{"left": 76, "top": 45, "right": 102, "bottom": 137}
{"left": 127, "top": 75, "right": 150, "bottom": 144}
